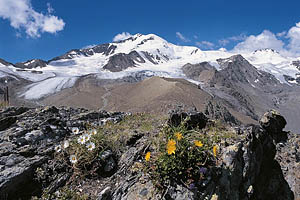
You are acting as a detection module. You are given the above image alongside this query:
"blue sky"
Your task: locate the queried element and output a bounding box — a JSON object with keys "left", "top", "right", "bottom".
{"left": 0, "top": 0, "right": 300, "bottom": 63}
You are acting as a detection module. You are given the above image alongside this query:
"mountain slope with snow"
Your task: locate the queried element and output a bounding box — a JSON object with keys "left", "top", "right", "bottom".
{"left": 1, "top": 33, "right": 300, "bottom": 100}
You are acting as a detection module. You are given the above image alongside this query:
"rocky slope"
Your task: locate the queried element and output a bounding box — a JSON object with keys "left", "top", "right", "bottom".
{"left": 183, "top": 55, "right": 300, "bottom": 132}
{"left": 0, "top": 106, "right": 298, "bottom": 199}
{"left": 38, "top": 76, "right": 255, "bottom": 126}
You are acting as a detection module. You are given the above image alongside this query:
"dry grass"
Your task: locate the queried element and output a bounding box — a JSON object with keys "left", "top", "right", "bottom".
{"left": 101, "top": 113, "right": 167, "bottom": 154}
{"left": 0, "top": 101, "right": 8, "bottom": 109}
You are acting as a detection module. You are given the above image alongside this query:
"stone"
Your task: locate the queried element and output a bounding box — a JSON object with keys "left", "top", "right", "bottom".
{"left": 24, "top": 130, "right": 44, "bottom": 143}
{"left": 0, "top": 155, "right": 47, "bottom": 199}
{"left": 104, "top": 157, "right": 116, "bottom": 173}
{"left": 99, "top": 150, "right": 113, "bottom": 160}
{"left": 259, "top": 110, "right": 287, "bottom": 142}
{"left": 166, "top": 184, "right": 196, "bottom": 200}
{"left": 98, "top": 186, "right": 112, "bottom": 200}
{"left": 168, "top": 110, "right": 208, "bottom": 129}
{"left": 0, "top": 116, "right": 16, "bottom": 131}
{"left": 217, "top": 124, "right": 294, "bottom": 200}
{"left": 275, "top": 132, "right": 300, "bottom": 199}
{"left": 0, "top": 106, "right": 128, "bottom": 199}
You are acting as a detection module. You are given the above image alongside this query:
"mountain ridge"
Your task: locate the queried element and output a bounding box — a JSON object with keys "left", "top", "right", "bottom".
{"left": 1, "top": 33, "right": 300, "bottom": 133}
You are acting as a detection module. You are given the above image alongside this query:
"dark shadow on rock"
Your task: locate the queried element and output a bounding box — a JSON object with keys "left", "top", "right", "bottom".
{"left": 252, "top": 160, "right": 294, "bottom": 200}
{"left": 168, "top": 110, "right": 208, "bottom": 130}
{"left": 0, "top": 158, "right": 46, "bottom": 200}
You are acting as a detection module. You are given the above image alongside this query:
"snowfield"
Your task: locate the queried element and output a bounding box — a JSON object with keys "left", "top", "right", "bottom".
{"left": 20, "top": 77, "right": 78, "bottom": 99}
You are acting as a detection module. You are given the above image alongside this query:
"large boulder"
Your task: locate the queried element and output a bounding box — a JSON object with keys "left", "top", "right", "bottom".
{"left": 217, "top": 124, "right": 294, "bottom": 200}
{"left": 259, "top": 110, "right": 287, "bottom": 142}
{"left": 168, "top": 110, "right": 208, "bottom": 129}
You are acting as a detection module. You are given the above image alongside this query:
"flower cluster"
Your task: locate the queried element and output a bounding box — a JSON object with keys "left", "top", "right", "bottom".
{"left": 213, "top": 145, "right": 218, "bottom": 157}
{"left": 167, "top": 139, "right": 176, "bottom": 155}
{"left": 194, "top": 140, "right": 203, "bottom": 147}
{"left": 165, "top": 133, "right": 205, "bottom": 156}
{"left": 144, "top": 131, "right": 215, "bottom": 162}
{"left": 69, "top": 128, "right": 98, "bottom": 164}
{"left": 145, "top": 125, "right": 220, "bottom": 189}
{"left": 174, "top": 132, "right": 182, "bottom": 140}
{"left": 55, "top": 127, "right": 99, "bottom": 165}
{"left": 54, "top": 139, "right": 70, "bottom": 153}
{"left": 145, "top": 152, "right": 151, "bottom": 161}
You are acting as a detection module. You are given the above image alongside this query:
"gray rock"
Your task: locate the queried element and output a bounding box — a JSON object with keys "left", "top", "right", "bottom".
{"left": 104, "top": 157, "right": 116, "bottom": 173}
{"left": 24, "top": 130, "right": 44, "bottom": 143}
{"left": 259, "top": 110, "right": 287, "bottom": 142}
{"left": 275, "top": 132, "right": 300, "bottom": 199}
{"left": 0, "top": 155, "right": 47, "bottom": 199}
{"left": 166, "top": 184, "right": 195, "bottom": 200}
{"left": 15, "top": 59, "right": 47, "bottom": 69}
{"left": 98, "top": 186, "right": 112, "bottom": 200}
{"left": 0, "top": 106, "right": 128, "bottom": 199}
{"left": 49, "top": 43, "right": 117, "bottom": 63}
{"left": 217, "top": 124, "right": 294, "bottom": 200}
{"left": 0, "top": 116, "right": 16, "bottom": 131}
{"left": 168, "top": 109, "right": 207, "bottom": 129}
{"left": 100, "top": 150, "right": 113, "bottom": 160}
{"left": 204, "top": 100, "right": 241, "bottom": 125}
{"left": 103, "top": 51, "right": 145, "bottom": 72}
{"left": 182, "top": 62, "right": 215, "bottom": 82}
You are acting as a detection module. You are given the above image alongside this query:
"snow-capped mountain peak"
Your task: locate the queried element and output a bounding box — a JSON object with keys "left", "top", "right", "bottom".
{"left": 247, "top": 48, "right": 287, "bottom": 64}
{"left": 253, "top": 48, "right": 279, "bottom": 54}
{"left": 1, "top": 33, "right": 300, "bottom": 100}
{"left": 111, "top": 33, "right": 200, "bottom": 61}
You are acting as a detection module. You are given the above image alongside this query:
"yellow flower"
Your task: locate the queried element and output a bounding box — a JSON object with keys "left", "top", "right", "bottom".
{"left": 145, "top": 152, "right": 151, "bottom": 161}
{"left": 194, "top": 140, "right": 203, "bottom": 147}
{"left": 167, "top": 139, "right": 176, "bottom": 155}
{"left": 174, "top": 132, "right": 183, "bottom": 140}
{"left": 213, "top": 145, "right": 218, "bottom": 157}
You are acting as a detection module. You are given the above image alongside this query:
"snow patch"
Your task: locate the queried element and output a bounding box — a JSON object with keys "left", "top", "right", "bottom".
{"left": 21, "top": 77, "right": 78, "bottom": 99}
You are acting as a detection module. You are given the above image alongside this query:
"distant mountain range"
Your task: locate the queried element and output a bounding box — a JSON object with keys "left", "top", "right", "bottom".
{"left": 1, "top": 33, "right": 300, "bottom": 132}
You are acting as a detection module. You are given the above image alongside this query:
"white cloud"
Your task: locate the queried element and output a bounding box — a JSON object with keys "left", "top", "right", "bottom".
{"left": 276, "top": 31, "right": 287, "bottom": 37}
{"left": 228, "top": 33, "right": 247, "bottom": 41}
{"left": 16, "top": 32, "right": 22, "bottom": 38}
{"left": 82, "top": 44, "right": 96, "bottom": 49}
{"left": 218, "top": 39, "right": 230, "bottom": 46}
{"left": 47, "top": 3, "right": 54, "bottom": 14}
{"left": 113, "top": 32, "right": 133, "bottom": 42}
{"left": 42, "top": 15, "right": 65, "bottom": 33}
{"left": 195, "top": 41, "right": 215, "bottom": 49}
{"left": 232, "top": 30, "right": 284, "bottom": 53}
{"left": 287, "top": 22, "right": 300, "bottom": 54}
{"left": 0, "top": 0, "right": 65, "bottom": 38}
{"left": 218, "top": 33, "right": 247, "bottom": 47}
{"left": 176, "top": 32, "right": 190, "bottom": 42}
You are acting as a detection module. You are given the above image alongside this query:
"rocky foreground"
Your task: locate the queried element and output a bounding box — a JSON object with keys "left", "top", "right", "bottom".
{"left": 0, "top": 106, "right": 299, "bottom": 200}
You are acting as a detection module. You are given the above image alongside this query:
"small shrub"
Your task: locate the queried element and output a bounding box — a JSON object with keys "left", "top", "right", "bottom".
{"left": 54, "top": 127, "right": 111, "bottom": 178}
{"left": 145, "top": 120, "right": 227, "bottom": 190}
{"left": 32, "top": 187, "right": 88, "bottom": 200}
{"left": 0, "top": 101, "right": 8, "bottom": 109}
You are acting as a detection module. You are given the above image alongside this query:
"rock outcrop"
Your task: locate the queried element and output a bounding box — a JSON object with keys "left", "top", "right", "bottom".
{"left": 168, "top": 108, "right": 208, "bottom": 129}
{"left": 259, "top": 109, "right": 288, "bottom": 142}
{"left": 0, "top": 106, "right": 127, "bottom": 199}
{"left": 0, "top": 107, "right": 298, "bottom": 200}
